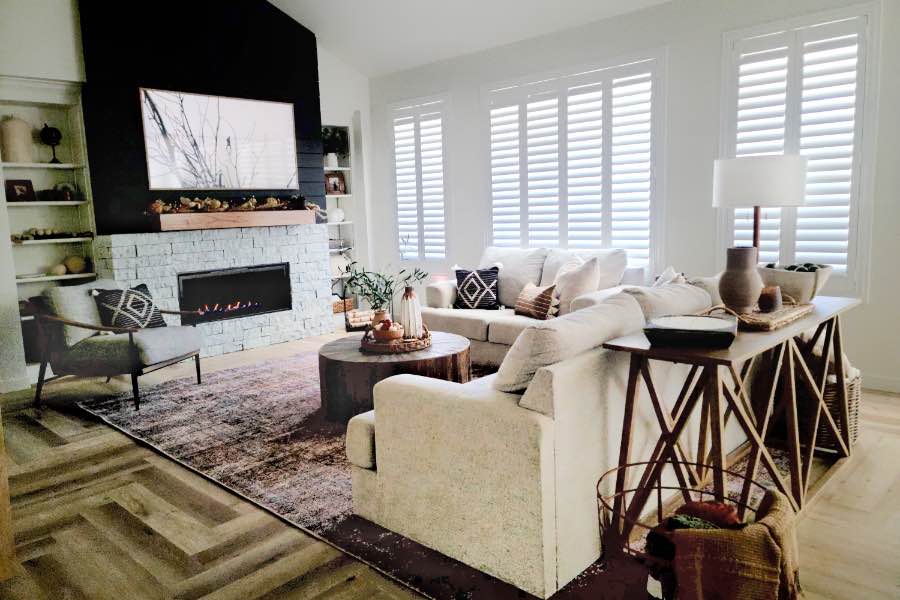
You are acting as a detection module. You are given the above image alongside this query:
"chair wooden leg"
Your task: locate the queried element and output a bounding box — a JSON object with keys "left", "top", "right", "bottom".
{"left": 131, "top": 372, "right": 141, "bottom": 410}
{"left": 33, "top": 360, "right": 48, "bottom": 411}
{"left": 194, "top": 354, "right": 201, "bottom": 385}
{"left": 105, "top": 376, "right": 112, "bottom": 383}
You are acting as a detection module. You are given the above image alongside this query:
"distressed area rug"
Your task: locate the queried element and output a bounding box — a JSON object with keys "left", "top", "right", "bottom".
{"left": 76, "top": 352, "right": 798, "bottom": 600}
{"left": 78, "top": 353, "right": 578, "bottom": 599}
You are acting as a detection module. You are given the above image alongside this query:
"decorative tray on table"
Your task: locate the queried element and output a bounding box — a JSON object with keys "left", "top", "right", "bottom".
{"left": 360, "top": 324, "right": 432, "bottom": 354}
{"left": 644, "top": 315, "right": 738, "bottom": 349}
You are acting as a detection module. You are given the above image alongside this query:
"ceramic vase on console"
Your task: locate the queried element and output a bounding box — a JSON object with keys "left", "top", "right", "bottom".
{"left": 719, "top": 247, "right": 763, "bottom": 314}
{"left": 397, "top": 286, "right": 423, "bottom": 339}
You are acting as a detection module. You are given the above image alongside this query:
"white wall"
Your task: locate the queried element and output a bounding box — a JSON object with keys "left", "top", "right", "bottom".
{"left": 0, "top": 0, "right": 84, "bottom": 82}
{"left": 367, "top": 0, "right": 900, "bottom": 392}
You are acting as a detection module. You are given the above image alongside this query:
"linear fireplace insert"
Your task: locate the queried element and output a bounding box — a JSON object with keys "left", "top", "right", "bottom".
{"left": 177, "top": 263, "right": 291, "bottom": 325}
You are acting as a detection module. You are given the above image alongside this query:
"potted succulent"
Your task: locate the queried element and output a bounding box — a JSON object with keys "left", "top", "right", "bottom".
{"left": 341, "top": 262, "right": 427, "bottom": 326}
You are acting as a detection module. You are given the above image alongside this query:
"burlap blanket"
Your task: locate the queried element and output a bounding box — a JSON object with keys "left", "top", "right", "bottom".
{"left": 671, "top": 490, "right": 802, "bottom": 600}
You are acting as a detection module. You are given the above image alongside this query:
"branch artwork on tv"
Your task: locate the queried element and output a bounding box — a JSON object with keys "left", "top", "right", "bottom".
{"left": 139, "top": 88, "right": 299, "bottom": 190}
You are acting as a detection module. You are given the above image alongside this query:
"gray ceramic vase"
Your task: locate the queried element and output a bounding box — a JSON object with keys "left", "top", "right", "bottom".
{"left": 718, "top": 247, "right": 763, "bottom": 314}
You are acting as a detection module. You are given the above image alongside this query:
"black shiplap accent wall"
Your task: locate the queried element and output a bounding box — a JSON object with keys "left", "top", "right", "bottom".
{"left": 78, "top": 0, "right": 325, "bottom": 234}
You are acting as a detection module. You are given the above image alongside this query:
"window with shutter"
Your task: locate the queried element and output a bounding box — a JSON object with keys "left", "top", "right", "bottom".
{"left": 487, "top": 58, "right": 661, "bottom": 268}
{"left": 722, "top": 12, "right": 873, "bottom": 285}
{"left": 391, "top": 99, "right": 447, "bottom": 260}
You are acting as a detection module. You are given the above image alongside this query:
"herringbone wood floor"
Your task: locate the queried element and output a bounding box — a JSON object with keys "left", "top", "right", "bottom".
{"left": 0, "top": 333, "right": 898, "bottom": 599}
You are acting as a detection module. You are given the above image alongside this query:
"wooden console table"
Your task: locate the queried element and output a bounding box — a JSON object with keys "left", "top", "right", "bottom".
{"left": 602, "top": 296, "right": 859, "bottom": 542}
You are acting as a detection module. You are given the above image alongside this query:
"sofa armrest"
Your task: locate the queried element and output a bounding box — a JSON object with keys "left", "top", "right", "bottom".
{"left": 371, "top": 374, "right": 556, "bottom": 595}
{"left": 569, "top": 286, "right": 628, "bottom": 313}
{"left": 425, "top": 280, "right": 458, "bottom": 308}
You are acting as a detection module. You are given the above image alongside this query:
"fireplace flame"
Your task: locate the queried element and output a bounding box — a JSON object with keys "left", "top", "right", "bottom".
{"left": 197, "top": 299, "right": 262, "bottom": 316}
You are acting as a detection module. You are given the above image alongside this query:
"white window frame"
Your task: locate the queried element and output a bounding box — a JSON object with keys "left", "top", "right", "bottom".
{"left": 389, "top": 94, "right": 450, "bottom": 262}
{"left": 717, "top": 3, "right": 881, "bottom": 297}
{"left": 480, "top": 50, "right": 667, "bottom": 272}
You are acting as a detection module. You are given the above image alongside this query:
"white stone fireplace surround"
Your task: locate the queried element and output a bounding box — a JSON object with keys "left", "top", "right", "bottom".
{"left": 93, "top": 224, "right": 333, "bottom": 357}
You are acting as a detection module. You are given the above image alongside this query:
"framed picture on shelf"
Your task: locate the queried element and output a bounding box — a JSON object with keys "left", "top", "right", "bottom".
{"left": 4, "top": 179, "right": 36, "bottom": 202}
{"left": 325, "top": 171, "right": 347, "bottom": 195}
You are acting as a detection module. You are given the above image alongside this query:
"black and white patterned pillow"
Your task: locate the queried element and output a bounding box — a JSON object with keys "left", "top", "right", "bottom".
{"left": 454, "top": 266, "right": 500, "bottom": 310}
{"left": 93, "top": 284, "right": 167, "bottom": 329}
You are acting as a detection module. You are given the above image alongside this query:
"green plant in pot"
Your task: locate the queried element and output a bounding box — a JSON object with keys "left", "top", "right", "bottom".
{"left": 341, "top": 262, "right": 427, "bottom": 325}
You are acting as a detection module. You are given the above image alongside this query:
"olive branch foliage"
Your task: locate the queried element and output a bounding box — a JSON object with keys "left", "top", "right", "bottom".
{"left": 341, "top": 262, "right": 428, "bottom": 311}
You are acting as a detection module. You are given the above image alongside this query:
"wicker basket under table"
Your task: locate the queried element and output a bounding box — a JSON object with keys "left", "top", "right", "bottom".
{"left": 801, "top": 373, "right": 861, "bottom": 450}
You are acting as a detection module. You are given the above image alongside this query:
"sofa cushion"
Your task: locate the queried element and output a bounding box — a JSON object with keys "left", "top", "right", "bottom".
{"left": 43, "top": 279, "right": 122, "bottom": 347}
{"left": 487, "top": 313, "right": 544, "bottom": 346}
{"left": 422, "top": 307, "right": 515, "bottom": 341}
{"left": 346, "top": 410, "right": 376, "bottom": 469}
{"left": 687, "top": 273, "right": 723, "bottom": 305}
{"left": 454, "top": 266, "right": 500, "bottom": 310}
{"left": 55, "top": 325, "right": 201, "bottom": 375}
{"left": 554, "top": 256, "right": 602, "bottom": 315}
{"left": 479, "top": 247, "right": 548, "bottom": 308}
{"left": 539, "top": 248, "right": 627, "bottom": 290}
{"left": 623, "top": 284, "right": 712, "bottom": 320}
{"left": 514, "top": 283, "right": 557, "bottom": 320}
{"left": 494, "top": 293, "right": 645, "bottom": 392}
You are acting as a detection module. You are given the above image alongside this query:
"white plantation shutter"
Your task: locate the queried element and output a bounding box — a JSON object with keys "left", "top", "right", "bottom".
{"left": 488, "top": 59, "right": 660, "bottom": 267}
{"left": 725, "top": 15, "right": 870, "bottom": 277}
{"left": 731, "top": 42, "right": 788, "bottom": 264}
{"left": 392, "top": 99, "right": 447, "bottom": 260}
{"left": 611, "top": 73, "right": 654, "bottom": 266}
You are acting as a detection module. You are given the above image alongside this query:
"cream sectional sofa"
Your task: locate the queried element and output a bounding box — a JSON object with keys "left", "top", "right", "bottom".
{"left": 422, "top": 246, "right": 646, "bottom": 366}
{"left": 346, "top": 288, "right": 745, "bottom": 598}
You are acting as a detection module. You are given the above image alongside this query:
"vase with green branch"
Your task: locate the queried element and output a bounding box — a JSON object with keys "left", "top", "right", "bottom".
{"left": 341, "top": 262, "right": 428, "bottom": 325}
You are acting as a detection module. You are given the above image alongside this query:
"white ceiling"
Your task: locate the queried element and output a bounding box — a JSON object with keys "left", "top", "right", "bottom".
{"left": 268, "top": 0, "right": 672, "bottom": 77}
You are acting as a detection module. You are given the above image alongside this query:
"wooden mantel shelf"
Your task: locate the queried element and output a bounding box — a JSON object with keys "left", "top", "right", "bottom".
{"left": 153, "top": 210, "right": 316, "bottom": 232}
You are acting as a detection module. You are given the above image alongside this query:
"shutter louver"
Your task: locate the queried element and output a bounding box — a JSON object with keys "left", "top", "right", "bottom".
{"left": 732, "top": 46, "right": 788, "bottom": 265}
{"left": 488, "top": 60, "right": 658, "bottom": 268}
{"left": 796, "top": 33, "right": 858, "bottom": 273}
{"left": 610, "top": 73, "right": 653, "bottom": 267}
{"left": 392, "top": 101, "right": 447, "bottom": 260}
{"left": 526, "top": 96, "right": 560, "bottom": 248}
{"left": 490, "top": 105, "right": 522, "bottom": 248}
{"left": 566, "top": 83, "right": 604, "bottom": 249}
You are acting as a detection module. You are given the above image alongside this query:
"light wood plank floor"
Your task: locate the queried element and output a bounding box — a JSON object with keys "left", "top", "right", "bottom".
{"left": 1, "top": 333, "right": 898, "bottom": 599}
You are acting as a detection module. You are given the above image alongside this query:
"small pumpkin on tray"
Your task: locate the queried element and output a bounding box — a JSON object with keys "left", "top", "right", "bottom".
{"left": 371, "top": 318, "right": 404, "bottom": 342}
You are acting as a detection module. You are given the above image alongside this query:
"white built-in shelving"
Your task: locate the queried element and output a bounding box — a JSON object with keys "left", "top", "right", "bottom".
{"left": 0, "top": 75, "right": 97, "bottom": 384}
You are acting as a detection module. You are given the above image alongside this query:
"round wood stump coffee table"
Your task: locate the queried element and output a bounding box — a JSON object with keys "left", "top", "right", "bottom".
{"left": 318, "top": 331, "right": 471, "bottom": 423}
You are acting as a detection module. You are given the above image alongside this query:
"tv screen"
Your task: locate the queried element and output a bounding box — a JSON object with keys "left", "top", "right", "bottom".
{"left": 139, "top": 88, "right": 299, "bottom": 190}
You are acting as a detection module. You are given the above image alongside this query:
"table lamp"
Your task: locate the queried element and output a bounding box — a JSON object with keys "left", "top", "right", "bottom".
{"left": 712, "top": 155, "right": 807, "bottom": 313}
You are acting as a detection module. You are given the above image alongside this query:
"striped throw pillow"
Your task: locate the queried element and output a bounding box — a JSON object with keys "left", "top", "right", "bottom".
{"left": 514, "top": 283, "right": 558, "bottom": 320}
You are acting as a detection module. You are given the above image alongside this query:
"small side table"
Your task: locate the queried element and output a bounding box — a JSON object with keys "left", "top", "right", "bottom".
{"left": 601, "top": 296, "right": 859, "bottom": 545}
{"left": 318, "top": 331, "right": 471, "bottom": 423}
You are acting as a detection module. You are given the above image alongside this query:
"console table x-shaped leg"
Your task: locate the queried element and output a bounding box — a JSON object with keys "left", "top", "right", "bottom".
{"left": 608, "top": 313, "right": 852, "bottom": 543}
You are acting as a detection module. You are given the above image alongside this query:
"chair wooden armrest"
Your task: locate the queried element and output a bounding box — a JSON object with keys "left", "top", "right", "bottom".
{"left": 158, "top": 308, "right": 202, "bottom": 316}
{"left": 35, "top": 313, "right": 138, "bottom": 334}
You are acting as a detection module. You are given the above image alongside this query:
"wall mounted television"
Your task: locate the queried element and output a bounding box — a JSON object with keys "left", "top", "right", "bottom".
{"left": 139, "top": 88, "right": 299, "bottom": 190}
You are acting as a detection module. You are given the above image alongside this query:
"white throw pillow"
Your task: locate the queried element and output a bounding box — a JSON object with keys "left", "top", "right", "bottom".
{"left": 539, "top": 248, "right": 628, "bottom": 289}
{"left": 494, "top": 293, "right": 646, "bottom": 392}
{"left": 554, "top": 256, "right": 601, "bottom": 315}
{"left": 687, "top": 273, "right": 723, "bottom": 305}
{"left": 479, "top": 247, "right": 548, "bottom": 308}
{"left": 622, "top": 283, "right": 712, "bottom": 320}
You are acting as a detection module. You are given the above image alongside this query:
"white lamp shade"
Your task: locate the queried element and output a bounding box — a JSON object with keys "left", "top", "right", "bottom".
{"left": 712, "top": 155, "right": 808, "bottom": 208}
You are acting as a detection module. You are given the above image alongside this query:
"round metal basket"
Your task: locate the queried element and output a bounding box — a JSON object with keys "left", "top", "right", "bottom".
{"left": 597, "top": 460, "right": 771, "bottom": 568}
